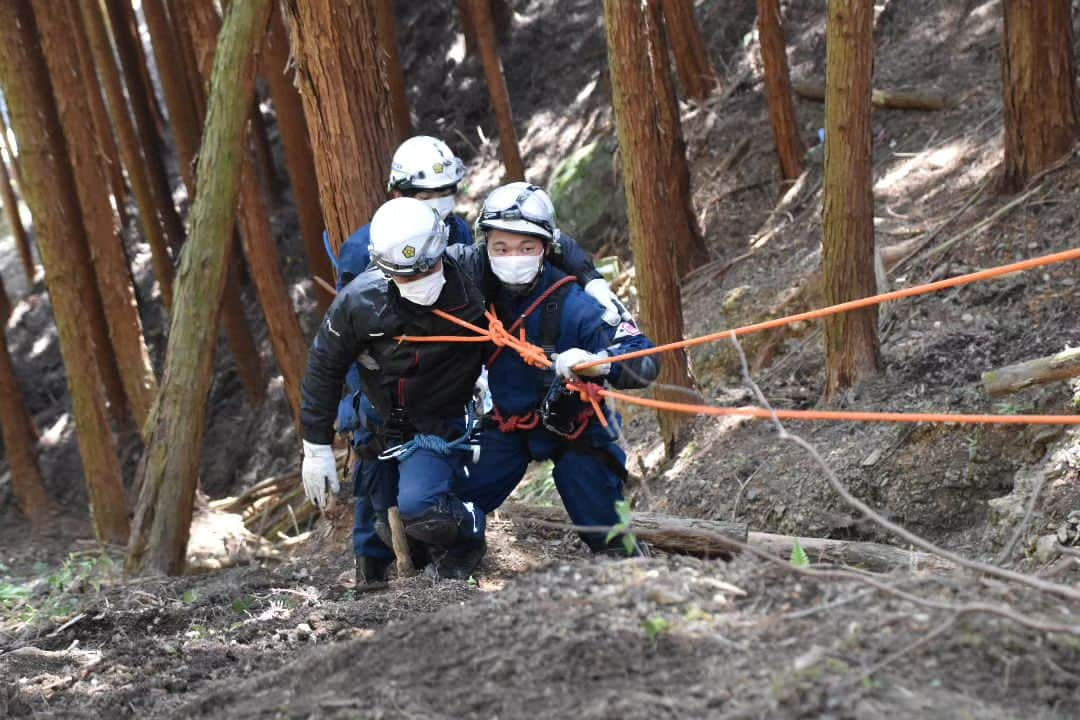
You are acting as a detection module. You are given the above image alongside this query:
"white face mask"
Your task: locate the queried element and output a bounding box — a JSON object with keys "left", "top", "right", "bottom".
{"left": 422, "top": 195, "right": 456, "bottom": 221}
{"left": 394, "top": 268, "right": 446, "bottom": 306}
{"left": 490, "top": 254, "right": 543, "bottom": 286}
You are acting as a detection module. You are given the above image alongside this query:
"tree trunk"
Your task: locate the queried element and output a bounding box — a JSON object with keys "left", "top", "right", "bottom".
{"left": 659, "top": 0, "right": 719, "bottom": 101}
{"left": 822, "top": 0, "right": 880, "bottom": 398}
{"left": 458, "top": 0, "right": 512, "bottom": 55}
{"left": 466, "top": 0, "right": 525, "bottom": 181}
{"left": 604, "top": 0, "right": 704, "bottom": 455}
{"left": 127, "top": 0, "right": 274, "bottom": 576}
{"left": 166, "top": 0, "right": 205, "bottom": 114}
{"left": 262, "top": 5, "right": 333, "bottom": 311}
{"left": 1001, "top": 0, "right": 1079, "bottom": 193}
{"left": 0, "top": 142, "right": 33, "bottom": 282}
{"left": 70, "top": 7, "right": 131, "bottom": 235}
{"left": 375, "top": 0, "right": 412, "bottom": 143}
{"left": 37, "top": 0, "right": 160, "bottom": 432}
{"left": 281, "top": 0, "right": 397, "bottom": 258}
{"left": 758, "top": 0, "right": 804, "bottom": 182}
{"left": 81, "top": 0, "right": 175, "bottom": 309}
{"left": 0, "top": 274, "right": 53, "bottom": 527}
{"left": 0, "top": 0, "right": 129, "bottom": 545}
{"left": 141, "top": 0, "right": 203, "bottom": 189}
{"left": 186, "top": 3, "right": 309, "bottom": 423}
{"left": 103, "top": 0, "right": 186, "bottom": 251}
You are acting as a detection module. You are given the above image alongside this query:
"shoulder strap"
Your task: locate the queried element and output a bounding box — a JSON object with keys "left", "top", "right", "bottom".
{"left": 539, "top": 281, "right": 572, "bottom": 356}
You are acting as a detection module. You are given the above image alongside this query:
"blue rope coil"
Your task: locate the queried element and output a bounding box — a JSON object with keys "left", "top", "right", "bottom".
{"left": 379, "top": 403, "right": 478, "bottom": 461}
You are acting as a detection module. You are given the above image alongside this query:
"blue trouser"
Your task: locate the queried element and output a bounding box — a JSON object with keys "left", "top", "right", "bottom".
{"left": 351, "top": 439, "right": 485, "bottom": 559}
{"left": 459, "top": 417, "right": 627, "bottom": 550}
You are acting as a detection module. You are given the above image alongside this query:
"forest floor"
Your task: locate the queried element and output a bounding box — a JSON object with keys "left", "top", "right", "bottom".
{"left": 3, "top": 0, "right": 1080, "bottom": 717}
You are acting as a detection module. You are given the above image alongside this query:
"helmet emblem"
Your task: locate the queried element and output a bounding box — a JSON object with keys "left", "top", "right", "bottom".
{"left": 432, "top": 162, "right": 444, "bottom": 174}
{"left": 402, "top": 245, "right": 416, "bottom": 259}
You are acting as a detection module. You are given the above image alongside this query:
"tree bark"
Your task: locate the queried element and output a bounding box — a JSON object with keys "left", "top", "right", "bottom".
{"left": 0, "top": 0, "right": 129, "bottom": 544}
{"left": 38, "top": 0, "right": 161, "bottom": 433}
{"left": 466, "top": 0, "right": 525, "bottom": 181}
{"left": 281, "top": 0, "right": 397, "bottom": 258}
{"left": 659, "top": 0, "right": 720, "bottom": 101}
{"left": 141, "top": 0, "right": 203, "bottom": 189}
{"left": 81, "top": 0, "right": 176, "bottom": 310}
{"left": 458, "top": 0, "right": 512, "bottom": 54}
{"left": 1001, "top": 0, "right": 1079, "bottom": 193}
{"left": 127, "top": 0, "right": 274, "bottom": 576}
{"left": 70, "top": 7, "right": 131, "bottom": 235}
{"left": 249, "top": 95, "right": 280, "bottom": 198}
{"left": 0, "top": 141, "right": 33, "bottom": 282}
{"left": 0, "top": 107, "right": 27, "bottom": 195}
{"left": 138, "top": 0, "right": 269, "bottom": 407}
{"left": 102, "top": 0, "right": 185, "bottom": 251}
{"left": 0, "top": 274, "right": 53, "bottom": 527}
{"left": 186, "top": 3, "right": 308, "bottom": 423}
{"left": 604, "top": 0, "right": 704, "bottom": 454}
{"left": 375, "top": 0, "right": 412, "bottom": 143}
{"left": 262, "top": 4, "right": 333, "bottom": 311}
{"left": 758, "top": 0, "right": 804, "bottom": 181}
{"left": 983, "top": 347, "right": 1080, "bottom": 396}
{"left": 822, "top": 0, "right": 880, "bottom": 399}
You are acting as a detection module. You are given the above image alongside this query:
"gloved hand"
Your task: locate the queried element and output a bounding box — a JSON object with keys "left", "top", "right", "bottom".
{"left": 584, "top": 278, "right": 631, "bottom": 327}
{"left": 301, "top": 440, "right": 339, "bottom": 509}
{"left": 553, "top": 348, "right": 610, "bottom": 379}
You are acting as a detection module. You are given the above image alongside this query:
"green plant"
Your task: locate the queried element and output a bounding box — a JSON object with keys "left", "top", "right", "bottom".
{"left": 789, "top": 539, "right": 809, "bottom": 568}
{"left": 231, "top": 595, "right": 256, "bottom": 614}
{"left": 642, "top": 616, "right": 670, "bottom": 641}
{"left": 606, "top": 500, "right": 639, "bottom": 555}
{"left": 182, "top": 589, "right": 200, "bottom": 604}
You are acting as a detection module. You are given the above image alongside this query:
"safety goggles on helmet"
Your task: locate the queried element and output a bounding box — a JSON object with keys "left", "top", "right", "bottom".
{"left": 386, "top": 157, "right": 465, "bottom": 193}
{"left": 370, "top": 212, "right": 449, "bottom": 277}
{"left": 478, "top": 184, "right": 557, "bottom": 239}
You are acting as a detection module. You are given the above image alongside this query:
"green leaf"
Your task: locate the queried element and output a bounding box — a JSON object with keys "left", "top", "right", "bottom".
{"left": 182, "top": 589, "right": 200, "bottom": 604}
{"left": 642, "top": 616, "right": 670, "bottom": 641}
{"left": 790, "top": 538, "right": 809, "bottom": 568}
{"left": 614, "top": 500, "right": 632, "bottom": 527}
{"left": 621, "top": 533, "right": 638, "bottom": 556}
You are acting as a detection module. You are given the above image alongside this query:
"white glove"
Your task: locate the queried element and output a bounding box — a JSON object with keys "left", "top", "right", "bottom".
{"left": 301, "top": 440, "right": 339, "bottom": 509}
{"left": 473, "top": 369, "right": 493, "bottom": 414}
{"left": 553, "top": 348, "right": 610, "bottom": 379}
{"left": 584, "top": 278, "right": 631, "bottom": 327}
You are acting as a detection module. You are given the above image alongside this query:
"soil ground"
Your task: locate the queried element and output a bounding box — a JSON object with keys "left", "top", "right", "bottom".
{"left": 3, "top": 1, "right": 1080, "bottom": 717}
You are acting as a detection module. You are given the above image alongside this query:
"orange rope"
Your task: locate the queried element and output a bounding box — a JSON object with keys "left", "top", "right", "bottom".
{"left": 575, "top": 245, "right": 1080, "bottom": 371}
{"left": 391, "top": 248, "right": 1080, "bottom": 426}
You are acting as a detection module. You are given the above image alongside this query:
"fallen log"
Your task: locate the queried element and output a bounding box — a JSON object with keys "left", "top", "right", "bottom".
{"left": 747, "top": 532, "right": 953, "bottom": 573}
{"left": 982, "top": 347, "right": 1080, "bottom": 396}
{"left": 501, "top": 502, "right": 953, "bottom": 571}
{"left": 500, "top": 502, "right": 747, "bottom": 560}
{"left": 792, "top": 80, "right": 949, "bottom": 111}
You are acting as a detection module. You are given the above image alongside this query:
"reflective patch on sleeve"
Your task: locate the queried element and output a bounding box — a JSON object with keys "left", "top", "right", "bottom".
{"left": 613, "top": 321, "right": 642, "bottom": 339}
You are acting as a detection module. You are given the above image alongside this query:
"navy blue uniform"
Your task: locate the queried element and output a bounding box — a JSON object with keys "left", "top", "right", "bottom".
{"left": 458, "top": 263, "right": 660, "bottom": 550}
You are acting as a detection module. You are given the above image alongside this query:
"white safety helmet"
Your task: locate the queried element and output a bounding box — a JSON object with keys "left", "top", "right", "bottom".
{"left": 369, "top": 198, "right": 448, "bottom": 277}
{"left": 386, "top": 136, "right": 466, "bottom": 193}
{"left": 477, "top": 183, "right": 558, "bottom": 241}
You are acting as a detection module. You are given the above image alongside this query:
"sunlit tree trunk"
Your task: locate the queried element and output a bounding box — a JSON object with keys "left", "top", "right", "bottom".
{"left": 465, "top": 0, "right": 525, "bottom": 181}
{"left": 659, "top": 0, "right": 719, "bottom": 101}
{"left": 822, "top": 0, "right": 880, "bottom": 397}
{"left": 282, "top": 0, "right": 397, "bottom": 256}
{"left": 1001, "top": 0, "right": 1079, "bottom": 192}
{"left": 262, "top": 4, "right": 333, "bottom": 310}
{"left": 758, "top": 0, "right": 804, "bottom": 181}
{"left": 128, "top": 0, "right": 274, "bottom": 576}
{"left": 37, "top": 0, "right": 160, "bottom": 432}
{"left": 0, "top": 0, "right": 129, "bottom": 544}
{"left": 604, "top": 0, "right": 702, "bottom": 455}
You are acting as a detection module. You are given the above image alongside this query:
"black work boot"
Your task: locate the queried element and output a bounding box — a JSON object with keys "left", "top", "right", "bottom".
{"left": 426, "top": 538, "right": 487, "bottom": 581}
{"left": 355, "top": 555, "right": 390, "bottom": 592}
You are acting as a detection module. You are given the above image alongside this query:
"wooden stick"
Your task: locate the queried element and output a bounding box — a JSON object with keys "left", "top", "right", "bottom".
{"left": 983, "top": 347, "right": 1080, "bottom": 396}
{"left": 387, "top": 506, "right": 416, "bottom": 578}
{"left": 747, "top": 532, "right": 953, "bottom": 573}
